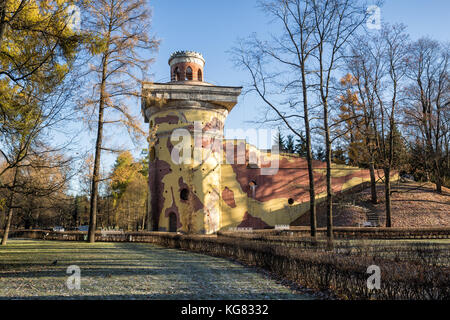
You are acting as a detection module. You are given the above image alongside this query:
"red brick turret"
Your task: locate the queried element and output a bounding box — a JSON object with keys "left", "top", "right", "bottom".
{"left": 169, "top": 51, "right": 205, "bottom": 82}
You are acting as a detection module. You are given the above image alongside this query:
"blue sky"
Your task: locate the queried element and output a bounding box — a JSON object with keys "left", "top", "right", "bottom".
{"left": 148, "top": 0, "right": 450, "bottom": 139}
{"left": 68, "top": 0, "right": 450, "bottom": 194}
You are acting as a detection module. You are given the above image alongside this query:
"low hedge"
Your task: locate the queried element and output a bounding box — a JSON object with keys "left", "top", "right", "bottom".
{"left": 174, "top": 235, "right": 449, "bottom": 300}
{"left": 219, "top": 227, "right": 450, "bottom": 240}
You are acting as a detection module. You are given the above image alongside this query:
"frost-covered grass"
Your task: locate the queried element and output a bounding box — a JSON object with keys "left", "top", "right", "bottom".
{"left": 0, "top": 240, "right": 315, "bottom": 300}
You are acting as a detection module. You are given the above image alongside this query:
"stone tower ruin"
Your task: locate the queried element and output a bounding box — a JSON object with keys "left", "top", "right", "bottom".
{"left": 141, "top": 51, "right": 375, "bottom": 234}
{"left": 142, "top": 51, "right": 242, "bottom": 234}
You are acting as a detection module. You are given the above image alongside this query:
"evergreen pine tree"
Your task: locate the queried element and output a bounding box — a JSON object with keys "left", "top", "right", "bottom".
{"left": 274, "top": 129, "right": 286, "bottom": 152}
{"left": 295, "top": 132, "right": 308, "bottom": 157}
{"left": 332, "top": 144, "right": 347, "bottom": 164}
{"left": 285, "top": 135, "right": 296, "bottom": 153}
{"left": 314, "top": 146, "right": 326, "bottom": 161}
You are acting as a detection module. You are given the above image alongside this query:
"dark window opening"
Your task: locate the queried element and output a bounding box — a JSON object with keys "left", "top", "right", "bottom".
{"left": 186, "top": 67, "right": 193, "bottom": 80}
{"left": 180, "top": 188, "right": 189, "bottom": 201}
{"left": 169, "top": 212, "right": 177, "bottom": 232}
{"left": 197, "top": 69, "right": 203, "bottom": 81}
{"left": 173, "top": 67, "right": 180, "bottom": 81}
{"left": 249, "top": 181, "right": 257, "bottom": 198}
{"left": 288, "top": 198, "right": 294, "bottom": 205}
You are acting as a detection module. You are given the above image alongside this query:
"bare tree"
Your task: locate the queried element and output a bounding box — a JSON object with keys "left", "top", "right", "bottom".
{"left": 343, "top": 33, "right": 387, "bottom": 204}
{"left": 232, "top": 0, "right": 321, "bottom": 238}
{"left": 354, "top": 24, "right": 409, "bottom": 227}
{"left": 337, "top": 73, "right": 379, "bottom": 203}
{"left": 233, "top": 0, "right": 370, "bottom": 240}
{"left": 82, "top": 0, "right": 158, "bottom": 243}
{"left": 379, "top": 25, "right": 409, "bottom": 227}
{"left": 1, "top": 140, "right": 76, "bottom": 244}
{"left": 344, "top": 24, "right": 414, "bottom": 227}
{"left": 11, "top": 152, "right": 72, "bottom": 212}
{"left": 404, "top": 38, "right": 449, "bottom": 193}
{"left": 309, "top": 0, "right": 369, "bottom": 241}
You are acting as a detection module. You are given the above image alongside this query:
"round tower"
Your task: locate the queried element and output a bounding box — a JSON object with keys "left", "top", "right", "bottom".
{"left": 142, "top": 51, "right": 241, "bottom": 234}
{"left": 169, "top": 51, "right": 205, "bottom": 82}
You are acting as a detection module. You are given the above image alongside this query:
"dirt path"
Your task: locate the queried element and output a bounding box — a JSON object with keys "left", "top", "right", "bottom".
{"left": 0, "top": 240, "right": 314, "bottom": 300}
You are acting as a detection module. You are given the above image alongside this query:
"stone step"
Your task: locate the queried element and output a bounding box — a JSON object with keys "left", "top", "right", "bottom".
{"left": 366, "top": 211, "right": 380, "bottom": 226}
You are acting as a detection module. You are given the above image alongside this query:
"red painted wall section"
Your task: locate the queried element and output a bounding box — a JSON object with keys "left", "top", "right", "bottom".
{"left": 222, "top": 187, "right": 237, "bottom": 208}
{"left": 238, "top": 212, "right": 270, "bottom": 229}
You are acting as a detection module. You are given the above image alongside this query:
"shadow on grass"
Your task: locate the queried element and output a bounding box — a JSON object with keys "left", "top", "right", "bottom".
{"left": 0, "top": 240, "right": 317, "bottom": 300}
{"left": 0, "top": 291, "right": 311, "bottom": 300}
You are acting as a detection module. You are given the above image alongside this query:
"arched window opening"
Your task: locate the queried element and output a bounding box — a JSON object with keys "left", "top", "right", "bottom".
{"left": 197, "top": 69, "right": 203, "bottom": 81}
{"left": 249, "top": 180, "right": 257, "bottom": 198}
{"left": 173, "top": 67, "right": 180, "bottom": 81}
{"left": 186, "top": 67, "right": 193, "bottom": 80}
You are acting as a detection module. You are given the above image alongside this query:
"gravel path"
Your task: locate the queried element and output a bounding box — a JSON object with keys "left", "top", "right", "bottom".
{"left": 0, "top": 240, "right": 314, "bottom": 300}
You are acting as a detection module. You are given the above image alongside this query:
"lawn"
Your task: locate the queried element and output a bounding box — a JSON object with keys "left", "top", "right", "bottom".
{"left": 0, "top": 240, "right": 315, "bottom": 300}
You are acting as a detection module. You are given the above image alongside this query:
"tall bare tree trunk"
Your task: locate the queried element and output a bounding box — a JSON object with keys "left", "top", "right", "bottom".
{"left": 1, "top": 167, "right": 18, "bottom": 245}
{"left": 384, "top": 124, "right": 394, "bottom": 228}
{"left": 369, "top": 161, "right": 378, "bottom": 204}
{"left": 434, "top": 108, "right": 443, "bottom": 194}
{"left": 325, "top": 138, "right": 333, "bottom": 240}
{"left": 88, "top": 54, "right": 108, "bottom": 243}
{"left": 384, "top": 167, "right": 391, "bottom": 227}
{"left": 1, "top": 206, "right": 14, "bottom": 245}
{"left": 84, "top": 0, "right": 157, "bottom": 238}
{"left": 434, "top": 164, "right": 442, "bottom": 194}
{"left": 324, "top": 100, "right": 333, "bottom": 243}
{"left": 301, "top": 69, "right": 316, "bottom": 239}
{"left": 87, "top": 104, "right": 104, "bottom": 242}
